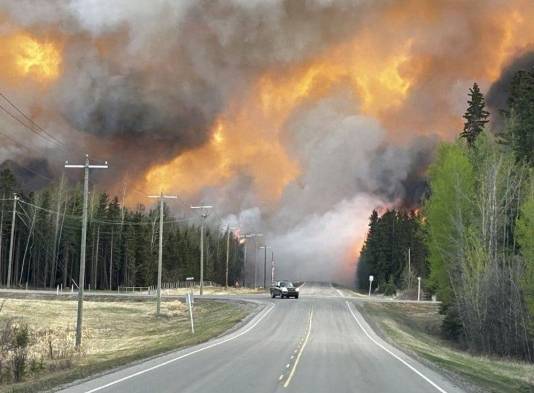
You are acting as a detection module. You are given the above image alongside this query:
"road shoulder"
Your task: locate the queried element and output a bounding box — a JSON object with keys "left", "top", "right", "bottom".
{"left": 0, "top": 295, "right": 262, "bottom": 393}
{"left": 354, "top": 300, "right": 534, "bottom": 393}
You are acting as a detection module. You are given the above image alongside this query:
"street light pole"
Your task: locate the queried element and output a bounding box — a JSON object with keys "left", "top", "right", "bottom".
{"left": 191, "top": 205, "right": 212, "bottom": 295}
{"left": 65, "top": 155, "right": 108, "bottom": 348}
{"left": 408, "top": 247, "right": 411, "bottom": 289}
{"left": 264, "top": 245, "right": 267, "bottom": 289}
{"left": 225, "top": 226, "right": 238, "bottom": 290}
{"left": 239, "top": 233, "right": 262, "bottom": 288}
{"left": 147, "top": 193, "right": 177, "bottom": 315}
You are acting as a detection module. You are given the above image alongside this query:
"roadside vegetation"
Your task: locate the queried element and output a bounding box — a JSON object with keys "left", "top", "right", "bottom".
{"left": 356, "top": 72, "right": 534, "bottom": 363}
{"left": 0, "top": 296, "right": 251, "bottom": 392}
{"left": 358, "top": 301, "right": 534, "bottom": 393}
{"left": 163, "top": 286, "right": 264, "bottom": 296}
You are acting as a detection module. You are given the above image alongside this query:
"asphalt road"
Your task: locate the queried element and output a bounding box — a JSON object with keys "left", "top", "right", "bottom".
{"left": 57, "top": 282, "right": 466, "bottom": 393}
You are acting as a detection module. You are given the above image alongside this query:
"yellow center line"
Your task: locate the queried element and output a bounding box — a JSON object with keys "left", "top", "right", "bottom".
{"left": 283, "top": 309, "right": 313, "bottom": 388}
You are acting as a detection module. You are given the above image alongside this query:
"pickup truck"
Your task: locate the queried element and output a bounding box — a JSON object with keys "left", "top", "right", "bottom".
{"left": 270, "top": 281, "right": 299, "bottom": 299}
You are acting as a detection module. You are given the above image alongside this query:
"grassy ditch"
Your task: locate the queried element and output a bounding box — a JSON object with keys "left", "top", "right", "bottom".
{"left": 357, "top": 301, "right": 534, "bottom": 393}
{"left": 0, "top": 296, "right": 252, "bottom": 393}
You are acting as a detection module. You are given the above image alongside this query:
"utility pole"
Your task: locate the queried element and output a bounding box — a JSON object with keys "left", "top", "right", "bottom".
{"left": 191, "top": 205, "right": 212, "bottom": 295}
{"left": 242, "top": 238, "right": 247, "bottom": 287}
{"left": 225, "top": 225, "right": 230, "bottom": 290}
{"left": 6, "top": 193, "right": 18, "bottom": 288}
{"left": 259, "top": 245, "right": 271, "bottom": 289}
{"left": 148, "top": 193, "right": 177, "bottom": 315}
{"left": 408, "top": 247, "right": 411, "bottom": 289}
{"left": 271, "top": 249, "right": 275, "bottom": 284}
{"left": 65, "top": 155, "right": 108, "bottom": 348}
{"left": 224, "top": 226, "right": 237, "bottom": 290}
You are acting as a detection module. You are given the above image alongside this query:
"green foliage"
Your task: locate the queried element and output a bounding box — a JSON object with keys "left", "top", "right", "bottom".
{"left": 517, "top": 180, "right": 534, "bottom": 334}
{"left": 382, "top": 276, "right": 397, "bottom": 296}
{"left": 460, "top": 82, "right": 489, "bottom": 148}
{"left": 425, "top": 133, "right": 533, "bottom": 359}
{"left": 13, "top": 325, "right": 29, "bottom": 349}
{"left": 517, "top": 185, "right": 534, "bottom": 266}
{"left": 425, "top": 143, "right": 475, "bottom": 305}
{"left": 440, "top": 303, "right": 463, "bottom": 341}
{"left": 11, "top": 324, "right": 30, "bottom": 382}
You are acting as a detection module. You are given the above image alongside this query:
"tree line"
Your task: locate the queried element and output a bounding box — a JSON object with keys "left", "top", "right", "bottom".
{"left": 356, "top": 209, "right": 427, "bottom": 295}
{"left": 0, "top": 172, "right": 244, "bottom": 290}
{"left": 357, "top": 72, "right": 534, "bottom": 361}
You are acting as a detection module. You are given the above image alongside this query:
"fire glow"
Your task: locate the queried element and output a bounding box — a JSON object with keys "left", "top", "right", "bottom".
{"left": 140, "top": 36, "right": 414, "bottom": 201}
{"left": 4, "top": 1, "right": 534, "bottom": 284}
{"left": 0, "top": 33, "right": 61, "bottom": 83}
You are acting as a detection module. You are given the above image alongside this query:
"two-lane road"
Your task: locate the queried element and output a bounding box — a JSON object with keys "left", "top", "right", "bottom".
{"left": 59, "top": 283, "right": 465, "bottom": 393}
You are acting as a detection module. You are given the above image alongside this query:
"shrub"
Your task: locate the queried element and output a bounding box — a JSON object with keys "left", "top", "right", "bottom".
{"left": 382, "top": 277, "right": 397, "bottom": 296}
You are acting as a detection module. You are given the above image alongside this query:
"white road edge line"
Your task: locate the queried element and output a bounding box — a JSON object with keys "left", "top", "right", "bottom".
{"left": 85, "top": 303, "right": 276, "bottom": 393}
{"left": 283, "top": 309, "right": 313, "bottom": 388}
{"left": 330, "top": 282, "right": 345, "bottom": 298}
{"left": 345, "top": 301, "right": 448, "bottom": 393}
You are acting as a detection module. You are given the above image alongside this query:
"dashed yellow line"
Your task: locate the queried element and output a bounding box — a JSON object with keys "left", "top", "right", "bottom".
{"left": 283, "top": 309, "right": 313, "bottom": 388}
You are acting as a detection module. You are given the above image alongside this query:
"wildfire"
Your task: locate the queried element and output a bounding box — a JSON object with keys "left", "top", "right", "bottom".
{"left": 258, "top": 37, "right": 413, "bottom": 120}
{"left": 139, "top": 35, "right": 414, "bottom": 202}
{"left": 0, "top": 33, "right": 61, "bottom": 83}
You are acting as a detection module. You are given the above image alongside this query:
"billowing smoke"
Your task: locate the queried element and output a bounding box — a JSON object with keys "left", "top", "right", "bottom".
{"left": 487, "top": 51, "right": 534, "bottom": 129}
{"left": 2, "top": 0, "right": 534, "bottom": 285}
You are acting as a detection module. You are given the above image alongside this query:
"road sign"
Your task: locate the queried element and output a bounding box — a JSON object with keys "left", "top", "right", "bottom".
{"left": 369, "top": 275, "right": 374, "bottom": 282}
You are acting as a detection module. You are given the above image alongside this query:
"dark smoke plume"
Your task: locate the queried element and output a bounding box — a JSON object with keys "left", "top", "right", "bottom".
{"left": 487, "top": 51, "right": 534, "bottom": 129}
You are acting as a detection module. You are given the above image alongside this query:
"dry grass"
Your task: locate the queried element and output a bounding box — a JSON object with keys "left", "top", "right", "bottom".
{"left": 0, "top": 297, "right": 250, "bottom": 392}
{"left": 358, "top": 302, "right": 534, "bottom": 393}
{"left": 162, "top": 286, "right": 264, "bottom": 296}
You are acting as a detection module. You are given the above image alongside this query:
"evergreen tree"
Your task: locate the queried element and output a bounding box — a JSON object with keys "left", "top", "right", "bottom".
{"left": 0, "top": 168, "right": 18, "bottom": 197}
{"left": 460, "top": 82, "right": 489, "bottom": 148}
{"left": 356, "top": 209, "right": 427, "bottom": 292}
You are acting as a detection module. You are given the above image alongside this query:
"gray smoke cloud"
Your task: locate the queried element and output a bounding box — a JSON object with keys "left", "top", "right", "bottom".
{"left": 486, "top": 51, "right": 534, "bottom": 130}
{"left": 222, "top": 93, "right": 436, "bottom": 285}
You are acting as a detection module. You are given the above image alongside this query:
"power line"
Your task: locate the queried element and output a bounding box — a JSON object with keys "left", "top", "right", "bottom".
{"left": 17, "top": 198, "right": 195, "bottom": 226}
{"left": 0, "top": 102, "right": 63, "bottom": 149}
{"left": 0, "top": 91, "right": 104, "bottom": 161}
{"left": 0, "top": 92, "right": 66, "bottom": 147}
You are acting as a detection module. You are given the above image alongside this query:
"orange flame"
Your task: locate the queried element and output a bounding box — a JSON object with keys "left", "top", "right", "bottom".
{"left": 139, "top": 35, "right": 414, "bottom": 201}
{"left": 0, "top": 33, "right": 61, "bottom": 83}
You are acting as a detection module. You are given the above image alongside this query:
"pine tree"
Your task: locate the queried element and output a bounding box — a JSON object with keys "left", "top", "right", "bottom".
{"left": 460, "top": 82, "right": 489, "bottom": 148}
